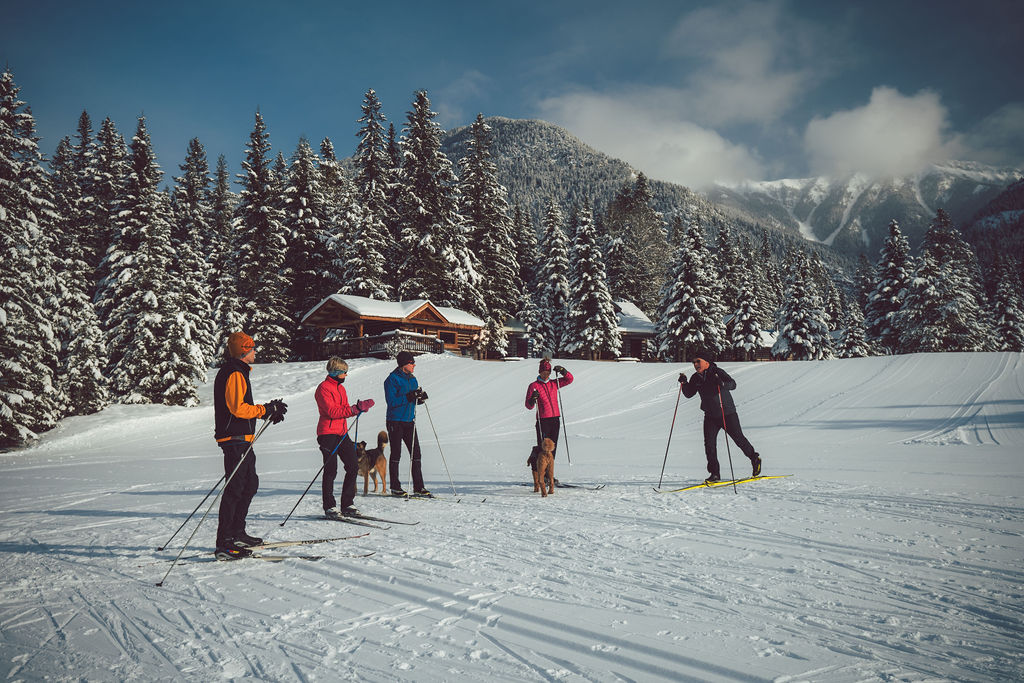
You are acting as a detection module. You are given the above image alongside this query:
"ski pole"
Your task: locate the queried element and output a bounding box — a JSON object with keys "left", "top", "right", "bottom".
{"left": 556, "top": 384, "right": 572, "bottom": 465}
{"left": 657, "top": 383, "right": 683, "bottom": 489}
{"left": 718, "top": 384, "right": 738, "bottom": 494}
{"left": 156, "top": 418, "right": 271, "bottom": 551}
{"left": 157, "top": 419, "right": 274, "bottom": 586}
{"left": 279, "top": 414, "right": 360, "bottom": 527}
{"left": 422, "top": 402, "right": 457, "bottom": 496}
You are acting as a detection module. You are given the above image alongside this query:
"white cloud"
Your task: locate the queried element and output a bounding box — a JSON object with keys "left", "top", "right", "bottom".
{"left": 537, "top": 89, "right": 765, "bottom": 189}
{"left": 803, "top": 87, "right": 961, "bottom": 178}
{"left": 433, "top": 70, "right": 491, "bottom": 128}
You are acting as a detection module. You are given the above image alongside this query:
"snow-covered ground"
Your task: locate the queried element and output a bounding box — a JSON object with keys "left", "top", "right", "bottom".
{"left": 1, "top": 353, "right": 1021, "bottom": 682}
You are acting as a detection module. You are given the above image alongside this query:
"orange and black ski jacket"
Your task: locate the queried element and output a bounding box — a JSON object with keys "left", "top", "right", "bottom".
{"left": 213, "top": 358, "right": 266, "bottom": 442}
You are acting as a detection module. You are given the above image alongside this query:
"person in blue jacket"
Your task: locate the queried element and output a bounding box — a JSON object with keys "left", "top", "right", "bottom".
{"left": 383, "top": 351, "right": 429, "bottom": 496}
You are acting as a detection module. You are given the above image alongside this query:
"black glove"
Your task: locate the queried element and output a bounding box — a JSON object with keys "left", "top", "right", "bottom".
{"left": 416, "top": 390, "right": 428, "bottom": 404}
{"left": 531, "top": 389, "right": 540, "bottom": 402}
{"left": 678, "top": 372, "right": 687, "bottom": 383}
{"left": 406, "top": 389, "right": 419, "bottom": 402}
{"left": 553, "top": 365, "right": 566, "bottom": 375}
{"left": 264, "top": 398, "right": 287, "bottom": 424}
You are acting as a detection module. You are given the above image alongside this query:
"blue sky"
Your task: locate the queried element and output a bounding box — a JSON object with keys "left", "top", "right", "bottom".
{"left": 4, "top": 0, "right": 1022, "bottom": 188}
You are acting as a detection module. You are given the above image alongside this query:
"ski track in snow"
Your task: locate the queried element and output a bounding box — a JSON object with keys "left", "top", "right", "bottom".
{"left": 1, "top": 353, "right": 1022, "bottom": 681}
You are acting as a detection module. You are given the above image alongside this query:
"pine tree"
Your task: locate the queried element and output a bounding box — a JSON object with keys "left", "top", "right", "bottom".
{"left": 729, "top": 270, "right": 763, "bottom": 362}
{"left": 234, "top": 111, "right": 291, "bottom": 362}
{"left": 49, "top": 136, "right": 109, "bottom": 415}
{"left": 773, "top": 250, "right": 834, "bottom": 360}
{"left": 854, "top": 253, "right": 874, "bottom": 312}
{"left": 513, "top": 205, "right": 539, "bottom": 289}
{"left": 347, "top": 89, "right": 394, "bottom": 299}
{"left": 713, "top": 224, "right": 743, "bottom": 317}
{"left": 565, "top": 201, "right": 621, "bottom": 359}
{"left": 460, "top": 114, "right": 520, "bottom": 356}
{"left": 209, "top": 155, "right": 242, "bottom": 359}
{"left": 0, "top": 69, "right": 63, "bottom": 446}
{"left": 319, "top": 137, "right": 361, "bottom": 299}
{"left": 395, "top": 90, "right": 484, "bottom": 314}
{"left": 91, "top": 117, "right": 127, "bottom": 281}
{"left": 101, "top": 117, "right": 201, "bottom": 404}
{"left": 603, "top": 174, "right": 668, "bottom": 315}
{"left": 655, "top": 219, "right": 726, "bottom": 362}
{"left": 282, "top": 138, "right": 334, "bottom": 357}
{"left": 865, "top": 220, "right": 914, "bottom": 354}
{"left": 756, "top": 229, "right": 783, "bottom": 329}
{"left": 836, "top": 302, "right": 870, "bottom": 358}
{"left": 898, "top": 210, "right": 991, "bottom": 353}
{"left": 989, "top": 255, "right": 1024, "bottom": 351}
{"left": 172, "top": 138, "right": 216, "bottom": 365}
{"left": 536, "top": 201, "right": 571, "bottom": 355}
{"left": 516, "top": 289, "right": 545, "bottom": 357}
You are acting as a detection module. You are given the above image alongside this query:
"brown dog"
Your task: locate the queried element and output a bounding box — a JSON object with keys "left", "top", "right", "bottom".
{"left": 357, "top": 430, "right": 389, "bottom": 495}
{"left": 532, "top": 437, "right": 555, "bottom": 497}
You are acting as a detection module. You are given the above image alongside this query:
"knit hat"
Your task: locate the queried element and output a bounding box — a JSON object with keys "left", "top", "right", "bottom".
{"left": 539, "top": 358, "right": 552, "bottom": 372}
{"left": 691, "top": 348, "right": 715, "bottom": 363}
{"left": 227, "top": 332, "right": 255, "bottom": 358}
{"left": 396, "top": 350, "right": 415, "bottom": 367}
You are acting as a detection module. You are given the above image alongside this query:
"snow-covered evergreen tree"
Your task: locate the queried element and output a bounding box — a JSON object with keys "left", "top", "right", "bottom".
{"left": 233, "top": 111, "right": 291, "bottom": 362}
{"left": 319, "top": 137, "right": 362, "bottom": 298}
{"left": 209, "top": 155, "right": 242, "bottom": 360}
{"left": 348, "top": 89, "right": 394, "bottom": 300}
{"left": 989, "top": 255, "right": 1024, "bottom": 351}
{"left": 395, "top": 90, "right": 484, "bottom": 314}
{"left": 756, "top": 229, "right": 783, "bottom": 329}
{"left": 460, "top": 114, "right": 521, "bottom": 356}
{"left": 282, "top": 138, "right": 334, "bottom": 358}
{"left": 171, "top": 138, "right": 216, "bottom": 365}
{"left": 535, "top": 201, "right": 571, "bottom": 355}
{"left": 865, "top": 220, "right": 914, "bottom": 354}
{"left": 729, "top": 271, "right": 763, "bottom": 362}
{"left": 565, "top": 202, "right": 621, "bottom": 359}
{"left": 515, "top": 289, "right": 545, "bottom": 357}
{"left": 898, "top": 210, "right": 991, "bottom": 353}
{"left": 655, "top": 219, "right": 726, "bottom": 362}
{"left": 0, "top": 69, "right": 63, "bottom": 446}
{"left": 513, "top": 205, "right": 539, "bottom": 289}
{"left": 713, "top": 223, "right": 743, "bottom": 318}
{"left": 603, "top": 174, "right": 668, "bottom": 316}
{"left": 773, "top": 250, "right": 834, "bottom": 360}
{"left": 100, "top": 117, "right": 201, "bottom": 404}
{"left": 91, "top": 117, "right": 127, "bottom": 280}
{"left": 49, "top": 135, "right": 109, "bottom": 415}
{"left": 836, "top": 302, "right": 870, "bottom": 358}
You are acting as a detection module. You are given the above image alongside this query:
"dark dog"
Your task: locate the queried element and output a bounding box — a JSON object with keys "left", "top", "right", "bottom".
{"left": 357, "top": 430, "right": 389, "bottom": 495}
{"left": 532, "top": 437, "right": 555, "bottom": 497}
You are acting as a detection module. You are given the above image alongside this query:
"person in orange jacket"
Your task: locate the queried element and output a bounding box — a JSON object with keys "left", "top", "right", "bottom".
{"left": 212, "top": 332, "right": 287, "bottom": 560}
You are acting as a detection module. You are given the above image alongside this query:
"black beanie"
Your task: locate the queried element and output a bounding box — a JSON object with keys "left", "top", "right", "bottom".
{"left": 692, "top": 348, "right": 715, "bottom": 363}
{"left": 396, "top": 351, "right": 415, "bottom": 366}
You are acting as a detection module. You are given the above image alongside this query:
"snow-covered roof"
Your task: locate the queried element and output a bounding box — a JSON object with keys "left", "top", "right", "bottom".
{"left": 615, "top": 301, "right": 655, "bottom": 335}
{"left": 301, "top": 294, "right": 485, "bottom": 328}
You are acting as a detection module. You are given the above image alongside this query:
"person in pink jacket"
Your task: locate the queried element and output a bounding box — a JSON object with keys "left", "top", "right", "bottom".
{"left": 525, "top": 357, "right": 573, "bottom": 477}
{"left": 315, "top": 357, "right": 374, "bottom": 519}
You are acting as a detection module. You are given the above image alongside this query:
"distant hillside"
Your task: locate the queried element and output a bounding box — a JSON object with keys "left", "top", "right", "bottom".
{"left": 440, "top": 117, "right": 854, "bottom": 274}
{"left": 964, "top": 178, "right": 1024, "bottom": 269}
{"left": 707, "top": 162, "right": 1022, "bottom": 258}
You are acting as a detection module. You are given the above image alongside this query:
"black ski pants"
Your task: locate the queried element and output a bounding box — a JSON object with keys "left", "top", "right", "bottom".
{"left": 318, "top": 434, "right": 357, "bottom": 511}
{"left": 387, "top": 420, "right": 423, "bottom": 492}
{"left": 216, "top": 440, "right": 259, "bottom": 547}
{"left": 702, "top": 411, "right": 757, "bottom": 478}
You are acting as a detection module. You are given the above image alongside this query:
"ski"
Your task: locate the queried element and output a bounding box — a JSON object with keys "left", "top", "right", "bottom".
{"left": 323, "top": 515, "right": 390, "bottom": 529}
{"left": 250, "top": 532, "right": 369, "bottom": 550}
{"left": 243, "top": 553, "right": 324, "bottom": 562}
{"left": 519, "top": 482, "right": 605, "bottom": 490}
{"left": 654, "top": 474, "right": 792, "bottom": 493}
{"left": 346, "top": 513, "right": 420, "bottom": 526}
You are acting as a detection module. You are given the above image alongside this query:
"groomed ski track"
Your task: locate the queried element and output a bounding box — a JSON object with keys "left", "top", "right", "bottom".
{"left": 0, "top": 352, "right": 1021, "bottom": 681}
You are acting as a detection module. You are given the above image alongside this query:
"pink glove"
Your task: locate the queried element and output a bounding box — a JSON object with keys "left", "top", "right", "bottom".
{"left": 355, "top": 398, "right": 375, "bottom": 413}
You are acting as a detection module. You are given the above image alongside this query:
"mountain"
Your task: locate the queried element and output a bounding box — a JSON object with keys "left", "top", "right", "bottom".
{"left": 708, "top": 162, "right": 1023, "bottom": 258}
{"left": 440, "top": 117, "right": 854, "bottom": 272}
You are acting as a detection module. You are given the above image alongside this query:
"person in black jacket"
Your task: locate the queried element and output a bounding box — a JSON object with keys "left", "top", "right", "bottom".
{"left": 678, "top": 349, "right": 761, "bottom": 483}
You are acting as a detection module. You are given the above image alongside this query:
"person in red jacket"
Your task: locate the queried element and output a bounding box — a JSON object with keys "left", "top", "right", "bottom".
{"left": 315, "top": 357, "right": 374, "bottom": 519}
{"left": 525, "top": 357, "right": 573, "bottom": 481}
{"left": 213, "top": 332, "right": 287, "bottom": 561}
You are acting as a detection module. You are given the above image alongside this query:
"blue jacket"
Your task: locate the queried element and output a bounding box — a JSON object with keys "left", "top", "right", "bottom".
{"left": 384, "top": 367, "right": 420, "bottom": 422}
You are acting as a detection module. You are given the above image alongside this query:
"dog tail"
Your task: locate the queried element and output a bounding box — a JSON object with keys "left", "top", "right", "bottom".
{"left": 378, "top": 430, "right": 388, "bottom": 448}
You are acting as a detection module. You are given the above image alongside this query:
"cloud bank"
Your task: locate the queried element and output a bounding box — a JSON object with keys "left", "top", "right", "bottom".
{"left": 804, "top": 87, "right": 961, "bottom": 178}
